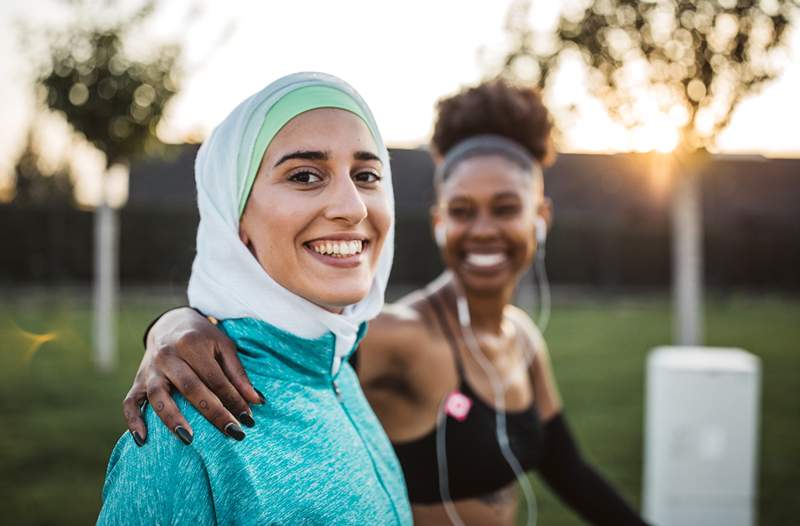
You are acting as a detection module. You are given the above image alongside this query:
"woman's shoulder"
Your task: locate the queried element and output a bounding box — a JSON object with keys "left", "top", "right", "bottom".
{"left": 108, "top": 397, "right": 211, "bottom": 473}
{"left": 505, "top": 305, "right": 548, "bottom": 357}
{"left": 352, "top": 290, "right": 445, "bottom": 388}
{"left": 99, "top": 402, "right": 214, "bottom": 524}
{"left": 368, "top": 293, "right": 441, "bottom": 354}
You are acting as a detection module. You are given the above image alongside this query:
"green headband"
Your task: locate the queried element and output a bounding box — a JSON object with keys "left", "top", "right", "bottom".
{"left": 239, "top": 85, "right": 377, "bottom": 217}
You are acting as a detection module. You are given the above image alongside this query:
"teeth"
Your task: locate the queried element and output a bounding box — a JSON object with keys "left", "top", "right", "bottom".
{"left": 310, "top": 240, "right": 365, "bottom": 257}
{"left": 466, "top": 253, "right": 506, "bottom": 267}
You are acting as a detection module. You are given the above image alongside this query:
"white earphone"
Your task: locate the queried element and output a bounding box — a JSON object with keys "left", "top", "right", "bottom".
{"left": 535, "top": 216, "right": 547, "bottom": 245}
{"left": 434, "top": 223, "right": 446, "bottom": 247}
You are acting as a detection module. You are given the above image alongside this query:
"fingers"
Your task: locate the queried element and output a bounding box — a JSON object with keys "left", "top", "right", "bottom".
{"left": 190, "top": 354, "right": 255, "bottom": 428}
{"left": 162, "top": 357, "right": 246, "bottom": 441}
{"left": 145, "top": 373, "right": 195, "bottom": 445}
{"left": 171, "top": 329, "right": 258, "bottom": 426}
{"left": 122, "top": 386, "right": 148, "bottom": 446}
{"left": 216, "top": 337, "right": 264, "bottom": 407}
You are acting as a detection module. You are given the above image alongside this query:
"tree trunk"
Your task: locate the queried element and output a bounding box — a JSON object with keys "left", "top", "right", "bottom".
{"left": 93, "top": 177, "right": 119, "bottom": 372}
{"left": 671, "top": 165, "right": 703, "bottom": 345}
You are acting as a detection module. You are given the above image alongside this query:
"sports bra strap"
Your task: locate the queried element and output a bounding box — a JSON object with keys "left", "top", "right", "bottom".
{"left": 427, "top": 292, "right": 466, "bottom": 378}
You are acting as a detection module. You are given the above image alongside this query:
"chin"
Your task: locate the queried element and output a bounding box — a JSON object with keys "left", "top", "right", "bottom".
{"left": 313, "top": 285, "right": 372, "bottom": 310}
{"left": 456, "top": 266, "right": 521, "bottom": 296}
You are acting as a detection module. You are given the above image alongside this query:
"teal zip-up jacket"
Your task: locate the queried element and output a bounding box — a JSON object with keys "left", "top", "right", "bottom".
{"left": 98, "top": 318, "right": 412, "bottom": 525}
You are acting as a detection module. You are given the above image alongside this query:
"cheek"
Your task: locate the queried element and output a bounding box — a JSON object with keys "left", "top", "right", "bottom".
{"left": 504, "top": 218, "right": 536, "bottom": 248}
{"left": 243, "top": 195, "right": 306, "bottom": 264}
{"left": 366, "top": 192, "right": 392, "bottom": 243}
{"left": 442, "top": 222, "right": 467, "bottom": 255}
{"left": 516, "top": 223, "right": 538, "bottom": 259}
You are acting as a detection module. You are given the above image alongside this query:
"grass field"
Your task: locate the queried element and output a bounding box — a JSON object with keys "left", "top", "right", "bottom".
{"left": 0, "top": 288, "right": 797, "bottom": 525}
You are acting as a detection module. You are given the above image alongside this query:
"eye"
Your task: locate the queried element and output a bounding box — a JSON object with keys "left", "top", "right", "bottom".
{"left": 353, "top": 170, "right": 382, "bottom": 185}
{"left": 288, "top": 170, "right": 323, "bottom": 184}
{"left": 448, "top": 204, "right": 474, "bottom": 220}
{"left": 494, "top": 204, "right": 521, "bottom": 217}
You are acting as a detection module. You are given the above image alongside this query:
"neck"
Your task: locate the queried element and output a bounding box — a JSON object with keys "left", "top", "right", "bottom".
{"left": 442, "top": 273, "right": 514, "bottom": 335}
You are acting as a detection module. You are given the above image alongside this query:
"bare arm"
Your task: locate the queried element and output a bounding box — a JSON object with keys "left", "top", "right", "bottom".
{"left": 123, "top": 307, "right": 263, "bottom": 445}
{"left": 507, "top": 307, "right": 648, "bottom": 525}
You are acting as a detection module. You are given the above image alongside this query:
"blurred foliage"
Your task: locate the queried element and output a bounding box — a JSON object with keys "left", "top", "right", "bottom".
{"left": 500, "top": 0, "right": 799, "bottom": 151}
{"left": 12, "top": 132, "right": 75, "bottom": 208}
{"left": 35, "top": 0, "right": 182, "bottom": 169}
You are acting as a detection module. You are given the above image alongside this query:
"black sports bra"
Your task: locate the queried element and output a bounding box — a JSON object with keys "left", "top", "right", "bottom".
{"left": 390, "top": 294, "right": 544, "bottom": 504}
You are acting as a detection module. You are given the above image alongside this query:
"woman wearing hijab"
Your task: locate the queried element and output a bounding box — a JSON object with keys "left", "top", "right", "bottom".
{"left": 97, "top": 72, "right": 411, "bottom": 525}
{"left": 120, "top": 80, "right": 647, "bottom": 525}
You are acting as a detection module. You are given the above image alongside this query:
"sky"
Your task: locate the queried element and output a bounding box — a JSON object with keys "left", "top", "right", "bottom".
{"left": 1, "top": 0, "right": 799, "bottom": 205}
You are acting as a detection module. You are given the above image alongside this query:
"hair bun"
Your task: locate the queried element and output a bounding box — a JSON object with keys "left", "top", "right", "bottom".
{"left": 432, "top": 79, "right": 555, "bottom": 167}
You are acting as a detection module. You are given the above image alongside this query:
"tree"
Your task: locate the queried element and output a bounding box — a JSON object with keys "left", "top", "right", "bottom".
{"left": 12, "top": 132, "right": 76, "bottom": 208}
{"left": 34, "top": 0, "right": 182, "bottom": 370}
{"left": 498, "top": 0, "right": 798, "bottom": 344}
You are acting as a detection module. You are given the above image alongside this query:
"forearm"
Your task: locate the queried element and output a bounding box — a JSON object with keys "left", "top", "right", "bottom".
{"left": 538, "top": 413, "right": 649, "bottom": 526}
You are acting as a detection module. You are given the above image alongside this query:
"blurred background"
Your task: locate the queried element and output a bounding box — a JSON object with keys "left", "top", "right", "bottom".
{"left": 1, "top": 0, "right": 798, "bottom": 524}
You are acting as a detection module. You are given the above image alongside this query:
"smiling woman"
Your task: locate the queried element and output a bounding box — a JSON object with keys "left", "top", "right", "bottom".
{"left": 240, "top": 108, "right": 390, "bottom": 311}
{"left": 97, "top": 72, "right": 411, "bottom": 525}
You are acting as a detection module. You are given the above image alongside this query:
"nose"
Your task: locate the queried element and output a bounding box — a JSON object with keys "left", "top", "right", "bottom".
{"left": 324, "top": 171, "right": 368, "bottom": 225}
{"left": 469, "top": 210, "right": 499, "bottom": 239}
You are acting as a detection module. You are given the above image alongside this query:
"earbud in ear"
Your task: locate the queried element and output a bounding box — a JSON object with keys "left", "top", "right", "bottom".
{"left": 535, "top": 216, "right": 547, "bottom": 245}
{"left": 434, "top": 223, "right": 447, "bottom": 247}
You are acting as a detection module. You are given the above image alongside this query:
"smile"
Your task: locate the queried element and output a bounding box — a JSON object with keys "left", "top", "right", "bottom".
{"left": 307, "top": 239, "right": 366, "bottom": 258}
{"left": 464, "top": 252, "right": 508, "bottom": 268}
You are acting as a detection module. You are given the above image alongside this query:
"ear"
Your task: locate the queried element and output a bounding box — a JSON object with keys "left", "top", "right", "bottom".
{"left": 430, "top": 204, "right": 445, "bottom": 247}
{"left": 537, "top": 196, "right": 554, "bottom": 231}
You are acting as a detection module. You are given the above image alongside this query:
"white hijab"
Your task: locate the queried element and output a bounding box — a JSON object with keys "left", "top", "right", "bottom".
{"left": 187, "top": 72, "right": 394, "bottom": 375}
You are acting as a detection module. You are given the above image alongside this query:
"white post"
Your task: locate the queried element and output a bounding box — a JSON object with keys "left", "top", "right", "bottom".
{"left": 643, "top": 347, "right": 761, "bottom": 526}
{"left": 93, "top": 174, "right": 119, "bottom": 372}
{"left": 672, "top": 167, "right": 703, "bottom": 345}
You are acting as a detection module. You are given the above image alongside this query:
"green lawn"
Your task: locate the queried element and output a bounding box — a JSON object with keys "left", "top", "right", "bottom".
{"left": 1, "top": 289, "right": 797, "bottom": 525}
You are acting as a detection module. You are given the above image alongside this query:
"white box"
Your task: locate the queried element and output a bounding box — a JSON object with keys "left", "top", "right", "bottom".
{"left": 643, "top": 346, "right": 761, "bottom": 526}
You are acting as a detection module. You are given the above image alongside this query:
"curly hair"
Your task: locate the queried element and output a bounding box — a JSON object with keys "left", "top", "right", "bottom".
{"left": 431, "top": 79, "right": 555, "bottom": 167}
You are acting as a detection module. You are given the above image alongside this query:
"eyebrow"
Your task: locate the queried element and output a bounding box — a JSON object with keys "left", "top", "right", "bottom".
{"left": 448, "top": 191, "right": 522, "bottom": 202}
{"left": 274, "top": 150, "right": 327, "bottom": 167}
{"left": 354, "top": 151, "right": 382, "bottom": 163}
{"left": 493, "top": 192, "right": 522, "bottom": 200}
{"left": 274, "top": 150, "right": 382, "bottom": 167}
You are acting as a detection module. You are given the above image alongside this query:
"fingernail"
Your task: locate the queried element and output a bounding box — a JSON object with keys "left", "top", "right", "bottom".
{"left": 255, "top": 388, "right": 266, "bottom": 404}
{"left": 224, "top": 422, "right": 245, "bottom": 441}
{"left": 238, "top": 412, "right": 255, "bottom": 428}
{"left": 131, "top": 430, "right": 145, "bottom": 447}
{"left": 174, "top": 425, "right": 193, "bottom": 445}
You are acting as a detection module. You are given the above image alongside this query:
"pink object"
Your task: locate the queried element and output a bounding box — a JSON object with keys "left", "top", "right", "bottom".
{"left": 445, "top": 391, "right": 472, "bottom": 421}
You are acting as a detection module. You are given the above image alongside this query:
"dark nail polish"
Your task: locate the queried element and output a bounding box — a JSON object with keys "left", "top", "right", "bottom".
{"left": 255, "top": 388, "right": 266, "bottom": 404}
{"left": 225, "top": 422, "right": 245, "bottom": 441}
{"left": 174, "top": 425, "right": 193, "bottom": 445}
{"left": 131, "top": 430, "right": 145, "bottom": 447}
{"left": 238, "top": 412, "right": 255, "bottom": 428}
